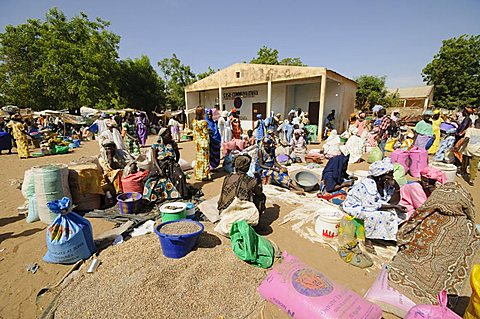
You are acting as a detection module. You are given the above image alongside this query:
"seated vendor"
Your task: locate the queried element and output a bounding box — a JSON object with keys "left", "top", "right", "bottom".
{"left": 342, "top": 158, "right": 407, "bottom": 253}
{"left": 98, "top": 139, "right": 132, "bottom": 202}
{"left": 143, "top": 127, "right": 191, "bottom": 202}
{"left": 399, "top": 167, "right": 447, "bottom": 219}
{"left": 217, "top": 154, "right": 266, "bottom": 214}
{"left": 257, "top": 136, "right": 304, "bottom": 192}
{"left": 318, "top": 154, "right": 353, "bottom": 205}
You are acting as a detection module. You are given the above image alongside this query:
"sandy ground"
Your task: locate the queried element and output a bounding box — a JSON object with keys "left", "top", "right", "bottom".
{"left": 0, "top": 136, "right": 479, "bottom": 319}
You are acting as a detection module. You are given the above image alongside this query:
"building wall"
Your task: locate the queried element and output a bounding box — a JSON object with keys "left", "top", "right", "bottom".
{"left": 293, "top": 83, "right": 321, "bottom": 114}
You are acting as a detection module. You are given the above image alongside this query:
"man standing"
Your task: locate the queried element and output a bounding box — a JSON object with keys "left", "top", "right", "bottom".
{"left": 377, "top": 108, "right": 391, "bottom": 157}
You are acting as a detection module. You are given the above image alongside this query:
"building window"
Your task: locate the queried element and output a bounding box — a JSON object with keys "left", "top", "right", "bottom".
{"left": 235, "top": 71, "right": 241, "bottom": 79}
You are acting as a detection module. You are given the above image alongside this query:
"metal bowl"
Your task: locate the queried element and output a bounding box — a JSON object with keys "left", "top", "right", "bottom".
{"left": 293, "top": 170, "right": 319, "bottom": 191}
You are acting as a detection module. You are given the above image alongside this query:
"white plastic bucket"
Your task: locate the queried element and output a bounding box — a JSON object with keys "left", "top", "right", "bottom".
{"left": 315, "top": 210, "right": 344, "bottom": 238}
{"left": 429, "top": 162, "right": 457, "bottom": 183}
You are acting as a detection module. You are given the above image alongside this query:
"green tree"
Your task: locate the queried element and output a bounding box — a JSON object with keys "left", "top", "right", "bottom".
{"left": 279, "top": 57, "right": 306, "bottom": 66}
{"left": 197, "top": 66, "right": 216, "bottom": 80}
{"left": 355, "top": 75, "right": 388, "bottom": 110}
{"left": 118, "top": 55, "right": 165, "bottom": 112}
{"left": 158, "top": 53, "right": 196, "bottom": 109}
{"left": 422, "top": 35, "right": 480, "bottom": 109}
{"left": 250, "top": 45, "right": 306, "bottom": 66}
{"left": 0, "top": 8, "right": 120, "bottom": 110}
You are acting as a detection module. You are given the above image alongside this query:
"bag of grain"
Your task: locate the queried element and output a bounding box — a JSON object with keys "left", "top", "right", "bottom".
{"left": 34, "top": 164, "right": 71, "bottom": 224}
{"left": 257, "top": 252, "right": 383, "bottom": 319}
{"left": 21, "top": 169, "right": 39, "bottom": 223}
{"left": 68, "top": 163, "right": 103, "bottom": 211}
{"left": 44, "top": 197, "right": 96, "bottom": 264}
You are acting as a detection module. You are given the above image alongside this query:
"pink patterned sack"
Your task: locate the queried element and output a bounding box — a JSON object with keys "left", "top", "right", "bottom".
{"left": 404, "top": 290, "right": 462, "bottom": 319}
{"left": 257, "top": 252, "right": 382, "bottom": 319}
{"left": 409, "top": 147, "right": 428, "bottom": 178}
{"left": 390, "top": 149, "right": 410, "bottom": 173}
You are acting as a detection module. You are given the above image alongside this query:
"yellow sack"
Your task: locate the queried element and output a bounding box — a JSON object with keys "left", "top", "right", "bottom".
{"left": 464, "top": 264, "right": 480, "bottom": 319}
{"left": 385, "top": 138, "right": 397, "bottom": 153}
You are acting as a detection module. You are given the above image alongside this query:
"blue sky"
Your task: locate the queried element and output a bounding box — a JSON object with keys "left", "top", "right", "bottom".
{"left": 1, "top": 0, "right": 479, "bottom": 88}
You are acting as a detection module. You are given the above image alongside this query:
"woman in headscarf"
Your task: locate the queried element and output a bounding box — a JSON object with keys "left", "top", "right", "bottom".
{"left": 413, "top": 112, "right": 433, "bottom": 150}
{"left": 206, "top": 109, "right": 221, "bottom": 169}
{"left": 122, "top": 112, "right": 140, "bottom": 155}
{"left": 257, "top": 136, "right": 304, "bottom": 192}
{"left": 254, "top": 114, "right": 266, "bottom": 143}
{"left": 429, "top": 110, "right": 443, "bottom": 154}
{"left": 135, "top": 112, "right": 149, "bottom": 146}
{"left": 217, "top": 154, "right": 265, "bottom": 214}
{"left": 342, "top": 158, "right": 407, "bottom": 250}
{"left": 290, "top": 128, "right": 306, "bottom": 163}
{"left": 143, "top": 127, "right": 190, "bottom": 202}
{"left": 192, "top": 106, "right": 211, "bottom": 181}
{"left": 98, "top": 119, "right": 126, "bottom": 151}
{"left": 230, "top": 108, "right": 242, "bottom": 139}
{"left": 318, "top": 154, "right": 353, "bottom": 205}
{"left": 322, "top": 129, "right": 341, "bottom": 158}
{"left": 7, "top": 114, "right": 30, "bottom": 159}
{"left": 456, "top": 107, "right": 472, "bottom": 141}
{"left": 399, "top": 167, "right": 447, "bottom": 219}
{"left": 388, "top": 182, "right": 480, "bottom": 305}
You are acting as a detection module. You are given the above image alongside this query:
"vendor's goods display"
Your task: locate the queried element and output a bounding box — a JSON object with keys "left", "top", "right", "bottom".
{"left": 154, "top": 219, "right": 204, "bottom": 258}
{"left": 117, "top": 192, "right": 143, "bottom": 214}
{"left": 258, "top": 252, "right": 383, "bottom": 319}
{"left": 44, "top": 197, "right": 96, "bottom": 264}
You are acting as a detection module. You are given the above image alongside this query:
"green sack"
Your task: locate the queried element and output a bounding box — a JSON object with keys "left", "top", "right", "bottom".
{"left": 367, "top": 146, "right": 382, "bottom": 164}
{"left": 52, "top": 145, "right": 69, "bottom": 155}
{"left": 230, "top": 220, "right": 274, "bottom": 269}
{"left": 393, "top": 163, "right": 408, "bottom": 187}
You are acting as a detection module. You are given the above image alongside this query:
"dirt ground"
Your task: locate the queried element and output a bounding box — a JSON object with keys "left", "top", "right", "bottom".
{"left": 0, "top": 136, "right": 479, "bottom": 319}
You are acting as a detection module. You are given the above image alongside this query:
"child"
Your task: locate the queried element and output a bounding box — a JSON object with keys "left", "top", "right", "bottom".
{"left": 246, "top": 129, "right": 255, "bottom": 146}
{"left": 459, "top": 120, "right": 480, "bottom": 185}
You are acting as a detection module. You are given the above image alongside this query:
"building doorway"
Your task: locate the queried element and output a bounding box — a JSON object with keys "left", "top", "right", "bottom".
{"left": 252, "top": 102, "right": 267, "bottom": 126}
{"left": 308, "top": 101, "right": 320, "bottom": 125}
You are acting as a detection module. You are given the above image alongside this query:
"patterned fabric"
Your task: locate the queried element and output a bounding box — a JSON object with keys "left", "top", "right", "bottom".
{"left": 318, "top": 180, "right": 347, "bottom": 205}
{"left": 369, "top": 157, "right": 394, "bottom": 177}
{"left": 143, "top": 177, "right": 180, "bottom": 202}
{"left": 258, "top": 146, "right": 290, "bottom": 188}
{"left": 342, "top": 178, "right": 399, "bottom": 240}
{"left": 7, "top": 121, "right": 29, "bottom": 158}
{"left": 217, "top": 173, "right": 259, "bottom": 212}
{"left": 122, "top": 122, "right": 140, "bottom": 155}
{"left": 192, "top": 119, "right": 210, "bottom": 180}
{"left": 434, "top": 135, "right": 455, "bottom": 162}
{"left": 389, "top": 182, "right": 480, "bottom": 304}
{"left": 135, "top": 115, "right": 148, "bottom": 146}
{"left": 430, "top": 117, "right": 442, "bottom": 154}
{"left": 231, "top": 118, "right": 242, "bottom": 139}
{"left": 379, "top": 116, "right": 391, "bottom": 140}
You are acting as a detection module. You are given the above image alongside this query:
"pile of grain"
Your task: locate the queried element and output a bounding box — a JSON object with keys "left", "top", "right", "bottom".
{"left": 55, "top": 225, "right": 267, "bottom": 319}
{"left": 160, "top": 221, "right": 201, "bottom": 235}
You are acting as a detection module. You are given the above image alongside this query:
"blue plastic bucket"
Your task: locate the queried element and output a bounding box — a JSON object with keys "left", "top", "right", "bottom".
{"left": 68, "top": 143, "right": 76, "bottom": 149}
{"left": 117, "top": 192, "right": 142, "bottom": 214}
{"left": 154, "top": 219, "right": 204, "bottom": 258}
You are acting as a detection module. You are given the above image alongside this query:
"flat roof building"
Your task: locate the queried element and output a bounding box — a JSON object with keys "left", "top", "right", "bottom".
{"left": 185, "top": 63, "right": 357, "bottom": 139}
{"left": 387, "top": 85, "right": 434, "bottom": 110}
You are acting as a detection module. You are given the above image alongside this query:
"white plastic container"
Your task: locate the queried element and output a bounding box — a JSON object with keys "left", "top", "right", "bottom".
{"left": 315, "top": 210, "right": 344, "bottom": 238}
{"left": 429, "top": 162, "right": 457, "bottom": 183}
{"left": 185, "top": 202, "right": 195, "bottom": 219}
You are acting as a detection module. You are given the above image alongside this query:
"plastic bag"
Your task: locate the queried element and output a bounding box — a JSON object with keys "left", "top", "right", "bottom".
{"left": 367, "top": 146, "right": 383, "bottom": 163}
{"left": 464, "top": 264, "right": 480, "bottom": 319}
{"left": 404, "top": 290, "right": 461, "bottom": 319}
{"left": 385, "top": 138, "right": 397, "bottom": 152}
{"left": 258, "top": 252, "right": 383, "bottom": 319}
{"left": 230, "top": 220, "right": 274, "bottom": 269}
{"left": 214, "top": 197, "right": 259, "bottom": 237}
{"left": 44, "top": 197, "right": 96, "bottom": 264}
{"left": 364, "top": 265, "right": 416, "bottom": 317}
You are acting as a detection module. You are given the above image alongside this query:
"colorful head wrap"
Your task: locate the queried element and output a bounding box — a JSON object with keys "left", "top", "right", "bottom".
{"left": 420, "top": 167, "right": 447, "bottom": 184}
{"left": 433, "top": 109, "right": 441, "bottom": 115}
{"left": 369, "top": 158, "right": 394, "bottom": 177}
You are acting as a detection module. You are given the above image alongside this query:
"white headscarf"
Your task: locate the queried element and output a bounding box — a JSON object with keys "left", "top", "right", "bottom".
{"left": 369, "top": 158, "right": 394, "bottom": 177}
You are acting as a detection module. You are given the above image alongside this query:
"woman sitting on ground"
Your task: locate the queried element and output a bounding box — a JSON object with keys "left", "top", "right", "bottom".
{"left": 399, "top": 166, "right": 447, "bottom": 219}
{"left": 98, "top": 139, "right": 132, "bottom": 200}
{"left": 143, "top": 127, "right": 190, "bottom": 202}
{"left": 217, "top": 154, "right": 266, "bottom": 214}
{"left": 257, "top": 136, "right": 304, "bottom": 192}
{"left": 318, "top": 154, "right": 353, "bottom": 205}
{"left": 342, "top": 158, "right": 407, "bottom": 252}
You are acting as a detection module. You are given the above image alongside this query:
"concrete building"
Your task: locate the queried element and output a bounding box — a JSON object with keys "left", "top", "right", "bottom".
{"left": 185, "top": 63, "right": 357, "bottom": 139}
{"left": 387, "top": 85, "right": 434, "bottom": 110}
